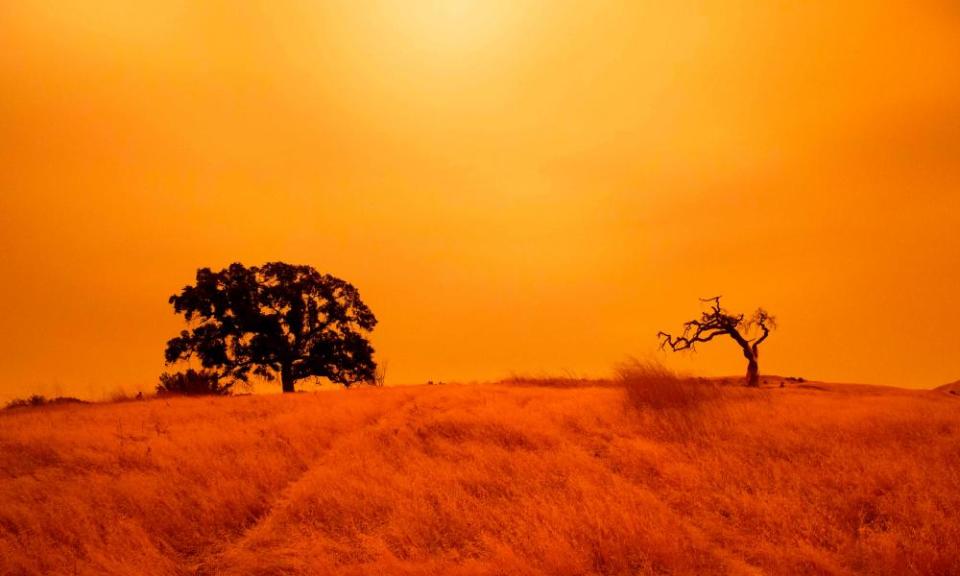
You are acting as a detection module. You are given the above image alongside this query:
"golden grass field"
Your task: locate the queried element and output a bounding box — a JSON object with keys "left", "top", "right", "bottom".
{"left": 1, "top": 367, "right": 959, "bottom": 576}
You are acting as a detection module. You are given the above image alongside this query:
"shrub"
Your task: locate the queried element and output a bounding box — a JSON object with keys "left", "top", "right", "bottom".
{"left": 156, "top": 369, "right": 232, "bottom": 396}
{"left": 5, "top": 395, "right": 49, "bottom": 410}
{"left": 5, "top": 395, "right": 86, "bottom": 410}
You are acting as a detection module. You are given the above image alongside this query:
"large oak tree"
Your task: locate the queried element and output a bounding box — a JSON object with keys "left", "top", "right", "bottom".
{"left": 165, "top": 262, "right": 378, "bottom": 392}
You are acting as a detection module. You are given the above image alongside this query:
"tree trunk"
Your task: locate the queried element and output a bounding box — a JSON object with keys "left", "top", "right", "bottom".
{"left": 281, "top": 363, "right": 295, "bottom": 393}
{"left": 745, "top": 356, "right": 759, "bottom": 387}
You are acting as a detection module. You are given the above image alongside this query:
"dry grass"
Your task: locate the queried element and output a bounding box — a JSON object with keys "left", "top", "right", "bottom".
{"left": 1, "top": 376, "right": 958, "bottom": 575}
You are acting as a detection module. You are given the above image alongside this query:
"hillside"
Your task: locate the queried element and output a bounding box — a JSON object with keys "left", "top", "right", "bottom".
{"left": 936, "top": 380, "right": 960, "bottom": 396}
{"left": 1, "top": 376, "right": 958, "bottom": 575}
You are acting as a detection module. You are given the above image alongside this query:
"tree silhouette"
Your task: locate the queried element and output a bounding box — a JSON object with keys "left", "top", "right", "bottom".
{"left": 165, "top": 262, "right": 378, "bottom": 392}
{"left": 658, "top": 297, "right": 775, "bottom": 387}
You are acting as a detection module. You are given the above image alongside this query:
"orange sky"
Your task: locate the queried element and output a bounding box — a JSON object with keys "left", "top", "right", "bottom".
{"left": 1, "top": 1, "right": 959, "bottom": 399}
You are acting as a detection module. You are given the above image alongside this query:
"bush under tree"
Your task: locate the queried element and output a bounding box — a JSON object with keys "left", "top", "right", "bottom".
{"left": 156, "top": 369, "right": 232, "bottom": 396}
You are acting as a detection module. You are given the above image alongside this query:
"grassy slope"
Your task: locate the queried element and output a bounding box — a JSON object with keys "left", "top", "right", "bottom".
{"left": 1, "top": 379, "right": 958, "bottom": 576}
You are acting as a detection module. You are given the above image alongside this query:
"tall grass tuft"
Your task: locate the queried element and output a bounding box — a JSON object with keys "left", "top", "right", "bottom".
{"left": 617, "top": 359, "right": 719, "bottom": 411}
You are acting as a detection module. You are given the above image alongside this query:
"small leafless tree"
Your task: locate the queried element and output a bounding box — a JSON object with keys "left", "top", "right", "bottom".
{"left": 372, "top": 360, "right": 389, "bottom": 387}
{"left": 658, "top": 297, "right": 775, "bottom": 387}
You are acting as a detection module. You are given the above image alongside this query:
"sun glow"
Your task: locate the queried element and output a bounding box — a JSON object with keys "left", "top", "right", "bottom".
{"left": 385, "top": 1, "right": 520, "bottom": 57}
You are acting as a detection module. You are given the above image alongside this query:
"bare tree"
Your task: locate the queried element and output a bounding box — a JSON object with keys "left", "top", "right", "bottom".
{"left": 658, "top": 297, "right": 775, "bottom": 387}
{"left": 373, "top": 359, "right": 389, "bottom": 387}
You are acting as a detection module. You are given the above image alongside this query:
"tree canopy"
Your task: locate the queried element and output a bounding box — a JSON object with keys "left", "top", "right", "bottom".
{"left": 165, "top": 262, "right": 378, "bottom": 392}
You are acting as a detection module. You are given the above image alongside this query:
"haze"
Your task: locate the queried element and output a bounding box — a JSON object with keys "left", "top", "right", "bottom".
{"left": 1, "top": 1, "right": 959, "bottom": 400}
